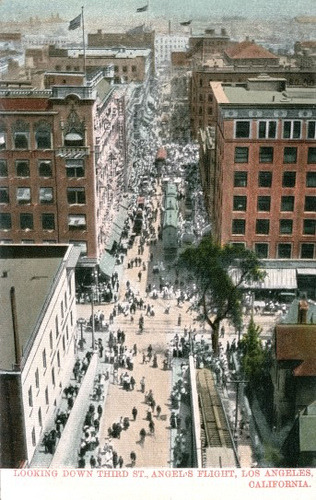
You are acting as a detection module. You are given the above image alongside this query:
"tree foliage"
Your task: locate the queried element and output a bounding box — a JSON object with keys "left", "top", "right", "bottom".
{"left": 239, "top": 316, "right": 265, "bottom": 382}
{"left": 177, "top": 236, "right": 264, "bottom": 354}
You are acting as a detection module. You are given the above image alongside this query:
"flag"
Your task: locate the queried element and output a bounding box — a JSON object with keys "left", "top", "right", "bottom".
{"left": 180, "top": 20, "right": 192, "bottom": 26}
{"left": 68, "top": 14, "right": 81, "bottom": 31}
{"left": 136, "top": 4, "right": 148, "bottom": 12}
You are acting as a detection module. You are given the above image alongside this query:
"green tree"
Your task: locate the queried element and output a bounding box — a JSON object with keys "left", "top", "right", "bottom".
{"left": 239, "top": 316, "right": 265, "bottom": 382}
{"left": 177, "top": 236, "right": 264, "bottom": 354}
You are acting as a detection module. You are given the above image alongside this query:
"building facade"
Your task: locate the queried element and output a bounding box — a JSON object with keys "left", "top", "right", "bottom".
{"left": 0, "top": 69, "right": 127, "bottom": 267}
{"left": 204, "top": 77, "right": 316, "bottom": 260}
{"left": 155, "top": 35, "right": 189, "bottom": 67}
{"left": 0, "top": 244, "right": 79, "bottom": 467}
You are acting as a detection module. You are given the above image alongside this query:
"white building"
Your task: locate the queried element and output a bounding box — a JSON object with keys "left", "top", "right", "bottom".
{"left": 155, "top": 35, "right": 189, "bottom": 66}
{"left": 0, "top": 244, "right": 80, "bottom": 467}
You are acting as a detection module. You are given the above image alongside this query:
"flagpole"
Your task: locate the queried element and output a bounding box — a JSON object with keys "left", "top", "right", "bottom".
{"left": 81, "top": 6, "right": 86, "bottom": 80}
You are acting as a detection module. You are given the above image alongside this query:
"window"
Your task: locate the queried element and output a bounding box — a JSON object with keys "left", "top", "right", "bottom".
{"left": 52, "top": 367, "right": 55, "bottom": 387}
{"left": 308, "top": 147, "right": 316, "bottom": 164}
{"left": 304, "top": 196, "right": 316, "bottom": 212}
{"left": 0, "top": 131, "right": 6, "bottom": 149}
{"left": 303, "top": 219, "right": 315, "bottom": 235}
{"left": 122, "top": 66, "right": 127, "bottom": 73}
{"left": 17, "top": 187, "right": 31, "bottom": 205}
{"left": 306, "top": 172, "right": 316, "bottom": 187}
{"left": 234, "top": 147, "right": 249, "bottom": 163}
{"left": 0, "top": 188, "right": 9, "bottom": 204}
{"left": 234, "top": 171, "right": 247, "bottom": 187}
{"left": 281, "top": 196, "right": 295, "bottom": 211}
{"left": 232, "top": 219, "right": 246, "bottom": 234}
{"left": 230, "top": 242, "right": 245, "bottom": 250}
{"left": 38, "top": 408, "right": 42, "bottom": 427}
{"left": 279, "top": 219, "right": 293, "bottom": 234}
{"left": 35, "top": 368, "right": 39, "bottom": 389}
{"left": 67, "top": 187, "right": 86, "bottom": 204}
{"left": 64, "top": 131, "right": 84, "bottom": 147}
{"left": 55, "top": 315, "right": 59, "bottom": 338}
{"left": 68, "top": 214, "right": 87, "bottom": 230}
{"left": 35, "top": 126, "right": 51, "bottom": 149}
{"left": 258, "top": 171, "right": 272, "bottom": 187}
{"left": 20, "top": 213, "right": 33, "bottom": 230}
{"left": 41, "top": 213, "right": 55, "bottom": 231}
{"left": 39, "top": 187, "right": 53, "bottom": 204}
{"left": 0, "top": 214, "right": 11, "bottom": 230}
{"left": 16, "top": 160, "right": 30, "bottom": 177}
{"left": 282, "top": 172, "right": 296, "bottom": 187}
{"left": 132, "top": 65, "right": 137, "bottom": 72}
{"left": 69, "top": 240, "right": 87, "bottom": 256}
{"left": 45, "top": 387, "right": 49, "bottom": 405}
{"left": 235, "top": 121, "right": 250, "bottom": 138}
{"left": 283, "top": 120, "right": 301, "bottom": 139}
{"left": 307, "top": 121, "right": 316, "bottom": 139}
{"left": 233, "top": 196, "right": 247, "bottom": 211}
{"left": 256, "top": 219, "right": 270, "bottom": 234}
{"left": 28, "top": 386, "right": 33, "bottom": 407}
{"left": 257, "top": 196, "right": 271, "bottom": 212}
{"left": 255, "top": 243, "right": 269, "bottom": 258}
{"left": 0, "top": 160, "right": 8, "bottom": 177}
{"left": 278, "top": 243, "right": 292, "bottom": 258}
{"left": 114, "top": 65, "right": 119, "bottom": 72}
{"left": 31, "top": 428, "right": 36, "bottom": 447}
{"left": 14, "top": 132, "right": 29, "bottom": 149}
{"left": 258, "top": 120, "right": 277, "bottom": 139}
{"left": 283, "top": 147, "right": 297, "bottom": 163}
{"left": 49, "top": 331, "right": 53, "bottom": 350}
{"left": 259, "top": 147, "right": 273, "bottom": 163}
{"left": 66, "top": 159, "right": 84, "bottom": 178}
{"left": 42, "top": 349, "right": 46, "bottom": 369}
{"left": 38, "top": 161, "right": 52, "bottom": 177}
{"left": 301, "top": 244, "right": 314, "bottom": 259}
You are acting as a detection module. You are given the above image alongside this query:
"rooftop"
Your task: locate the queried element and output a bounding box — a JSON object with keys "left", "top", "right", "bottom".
{"left": 225, "top": 40, "right": 278, "bottom": 60}
{"left": 219, "top": 83, "right": 316, "bottom": 105}
{"left": 0, "top": 245, "right": 73, "bottom": 372}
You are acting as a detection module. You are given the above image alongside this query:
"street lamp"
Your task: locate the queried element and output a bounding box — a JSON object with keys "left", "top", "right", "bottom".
{"left": 77, "top": 318, "right": 86, "bottom": 351}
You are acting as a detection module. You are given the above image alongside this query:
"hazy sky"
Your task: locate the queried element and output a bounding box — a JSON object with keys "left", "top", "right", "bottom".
{"left": 1, "top": 0, "right": 314, "bottom": 21}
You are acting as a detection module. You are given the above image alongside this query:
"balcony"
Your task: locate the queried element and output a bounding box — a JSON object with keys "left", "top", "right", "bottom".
{"left": 56, "top": 146, "right": 90, "bottom": 159}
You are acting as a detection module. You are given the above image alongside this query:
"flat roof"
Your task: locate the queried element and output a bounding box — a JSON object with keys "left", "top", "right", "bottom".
{"left": 0, "top": 245, "right": 69, "bottom": 371}
{"left": 221, "top": 85, "right": 316, "bottom": 105}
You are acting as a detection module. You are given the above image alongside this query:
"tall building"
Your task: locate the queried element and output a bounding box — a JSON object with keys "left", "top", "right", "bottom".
{"left": 190, "top": 39, "right": 315, "bottom": 138}
{"left": 0, "top": 69, "right": 128, "bottom": 270}
{"left": 155, "top": 34, "right": 189, "bottom": 67}
{"left": 201, "top": 77, "right": 316, "bottom": 260}
{"left": 0, "top": 244, "right": 79, "bottom": 467}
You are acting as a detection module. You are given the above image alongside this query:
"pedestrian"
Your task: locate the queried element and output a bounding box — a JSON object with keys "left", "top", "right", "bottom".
{"left": 132, "top": 406, "right": 138, "bottom": 421}
{"left": 90, "top": 455, "right": 96, "bottom": 468}
{"left": 140, "top": 376, "right": 145, "bottom": 393}
{"left": 156, "top": 405, "right": 161, "bottom": 419}
{"left": 178, "top": 314, "right": 182, "bottom": 326}
{"left": 130, "top": 451, "right": 136, "bottom": 467}
{"left": 112, "top": 450, "right": 118, "bottom": 468}
{"left": 97, "top": 404, "right": 103, "bottom": 419}
{"left": 118, "top": 456, "right": 124, "bottom": 468}
{"left": 133, "top": 343, "right": 137, "bottom": 356}
{"left": 149, "top": 420, "right": 155, "bottom": 434}
{"left": 139, "top": 428, "right": 146, "bottom": 442}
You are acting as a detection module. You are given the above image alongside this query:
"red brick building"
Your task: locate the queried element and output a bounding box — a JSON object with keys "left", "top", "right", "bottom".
{"left": 201, "top": 77, "right": 316, "bottom": 260}
{"left": 0, "top": 70, "right": 127, "bottom": 268}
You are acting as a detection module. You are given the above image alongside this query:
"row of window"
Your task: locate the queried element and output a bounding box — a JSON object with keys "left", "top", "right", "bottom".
{"left": 0, "top": 187, "right": 86, "bottom": 205}
{"left": 0, "top": 213, "right": 87, "bottom": 230}
{"left": 0, "top": 159, "right": 85, "bottom": 178}
{"left": 234, "top": 171, "right": 316, "bottom": 188}
{"left": 0, "top": 129, "right": 85, "bottom": 150}
{"left": 231, "top": 242, "right": 315, "bottom": 259}
{"left": 232, "top": 196, "right": 316, "bottom": 213}
{"left": 234, "top": 146, "right": 316, "bottom": 164}
{"left": 231, "top": 218, "right": 315, "bottom": 236}
{"left": 234, "top": 120, "right": 316, "bottom": 140}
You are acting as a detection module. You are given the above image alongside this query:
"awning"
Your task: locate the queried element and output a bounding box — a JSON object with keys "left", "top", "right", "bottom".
{"left": 113, "top": 206, "right": 128, "bottom": 231}
{"left": 231, "top": 267, "right": 297, "bottom": 290}
{"left": 65, "top": 132, "right": 83, "bottom": 141}
{"left": 99, "top": 251, "right": 116, "bottom": 277}
{"left": 297, "top": 268, "right": 316, "bottom": 276}
{"left": 68, "top": 215, "right": 86, "bottom": 226}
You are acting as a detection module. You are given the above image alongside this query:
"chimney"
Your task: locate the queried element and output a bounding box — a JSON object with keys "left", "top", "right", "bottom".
{"left": 298, "top": 298, "right": 309, "bottom": 324}
{"left": 10, "top": 286, "right": 21, "bottom": 368}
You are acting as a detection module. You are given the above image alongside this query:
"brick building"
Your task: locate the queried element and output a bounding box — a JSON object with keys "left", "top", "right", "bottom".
{"left": 201, "top": 77, "right": 316, "bottom": 260}
{"left": 0, "top": 69, "right": 128, "bottom": 269}
{"left": 190, "top": 40, "right": 315, "bottom": 138}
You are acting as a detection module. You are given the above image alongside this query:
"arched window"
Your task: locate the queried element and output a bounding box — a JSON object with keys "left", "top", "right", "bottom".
{"left": 35, "top": 123, "right": 52, "bottom": 149}
{"left": 64, "top": 130, "right": 84, "bottom": 147}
